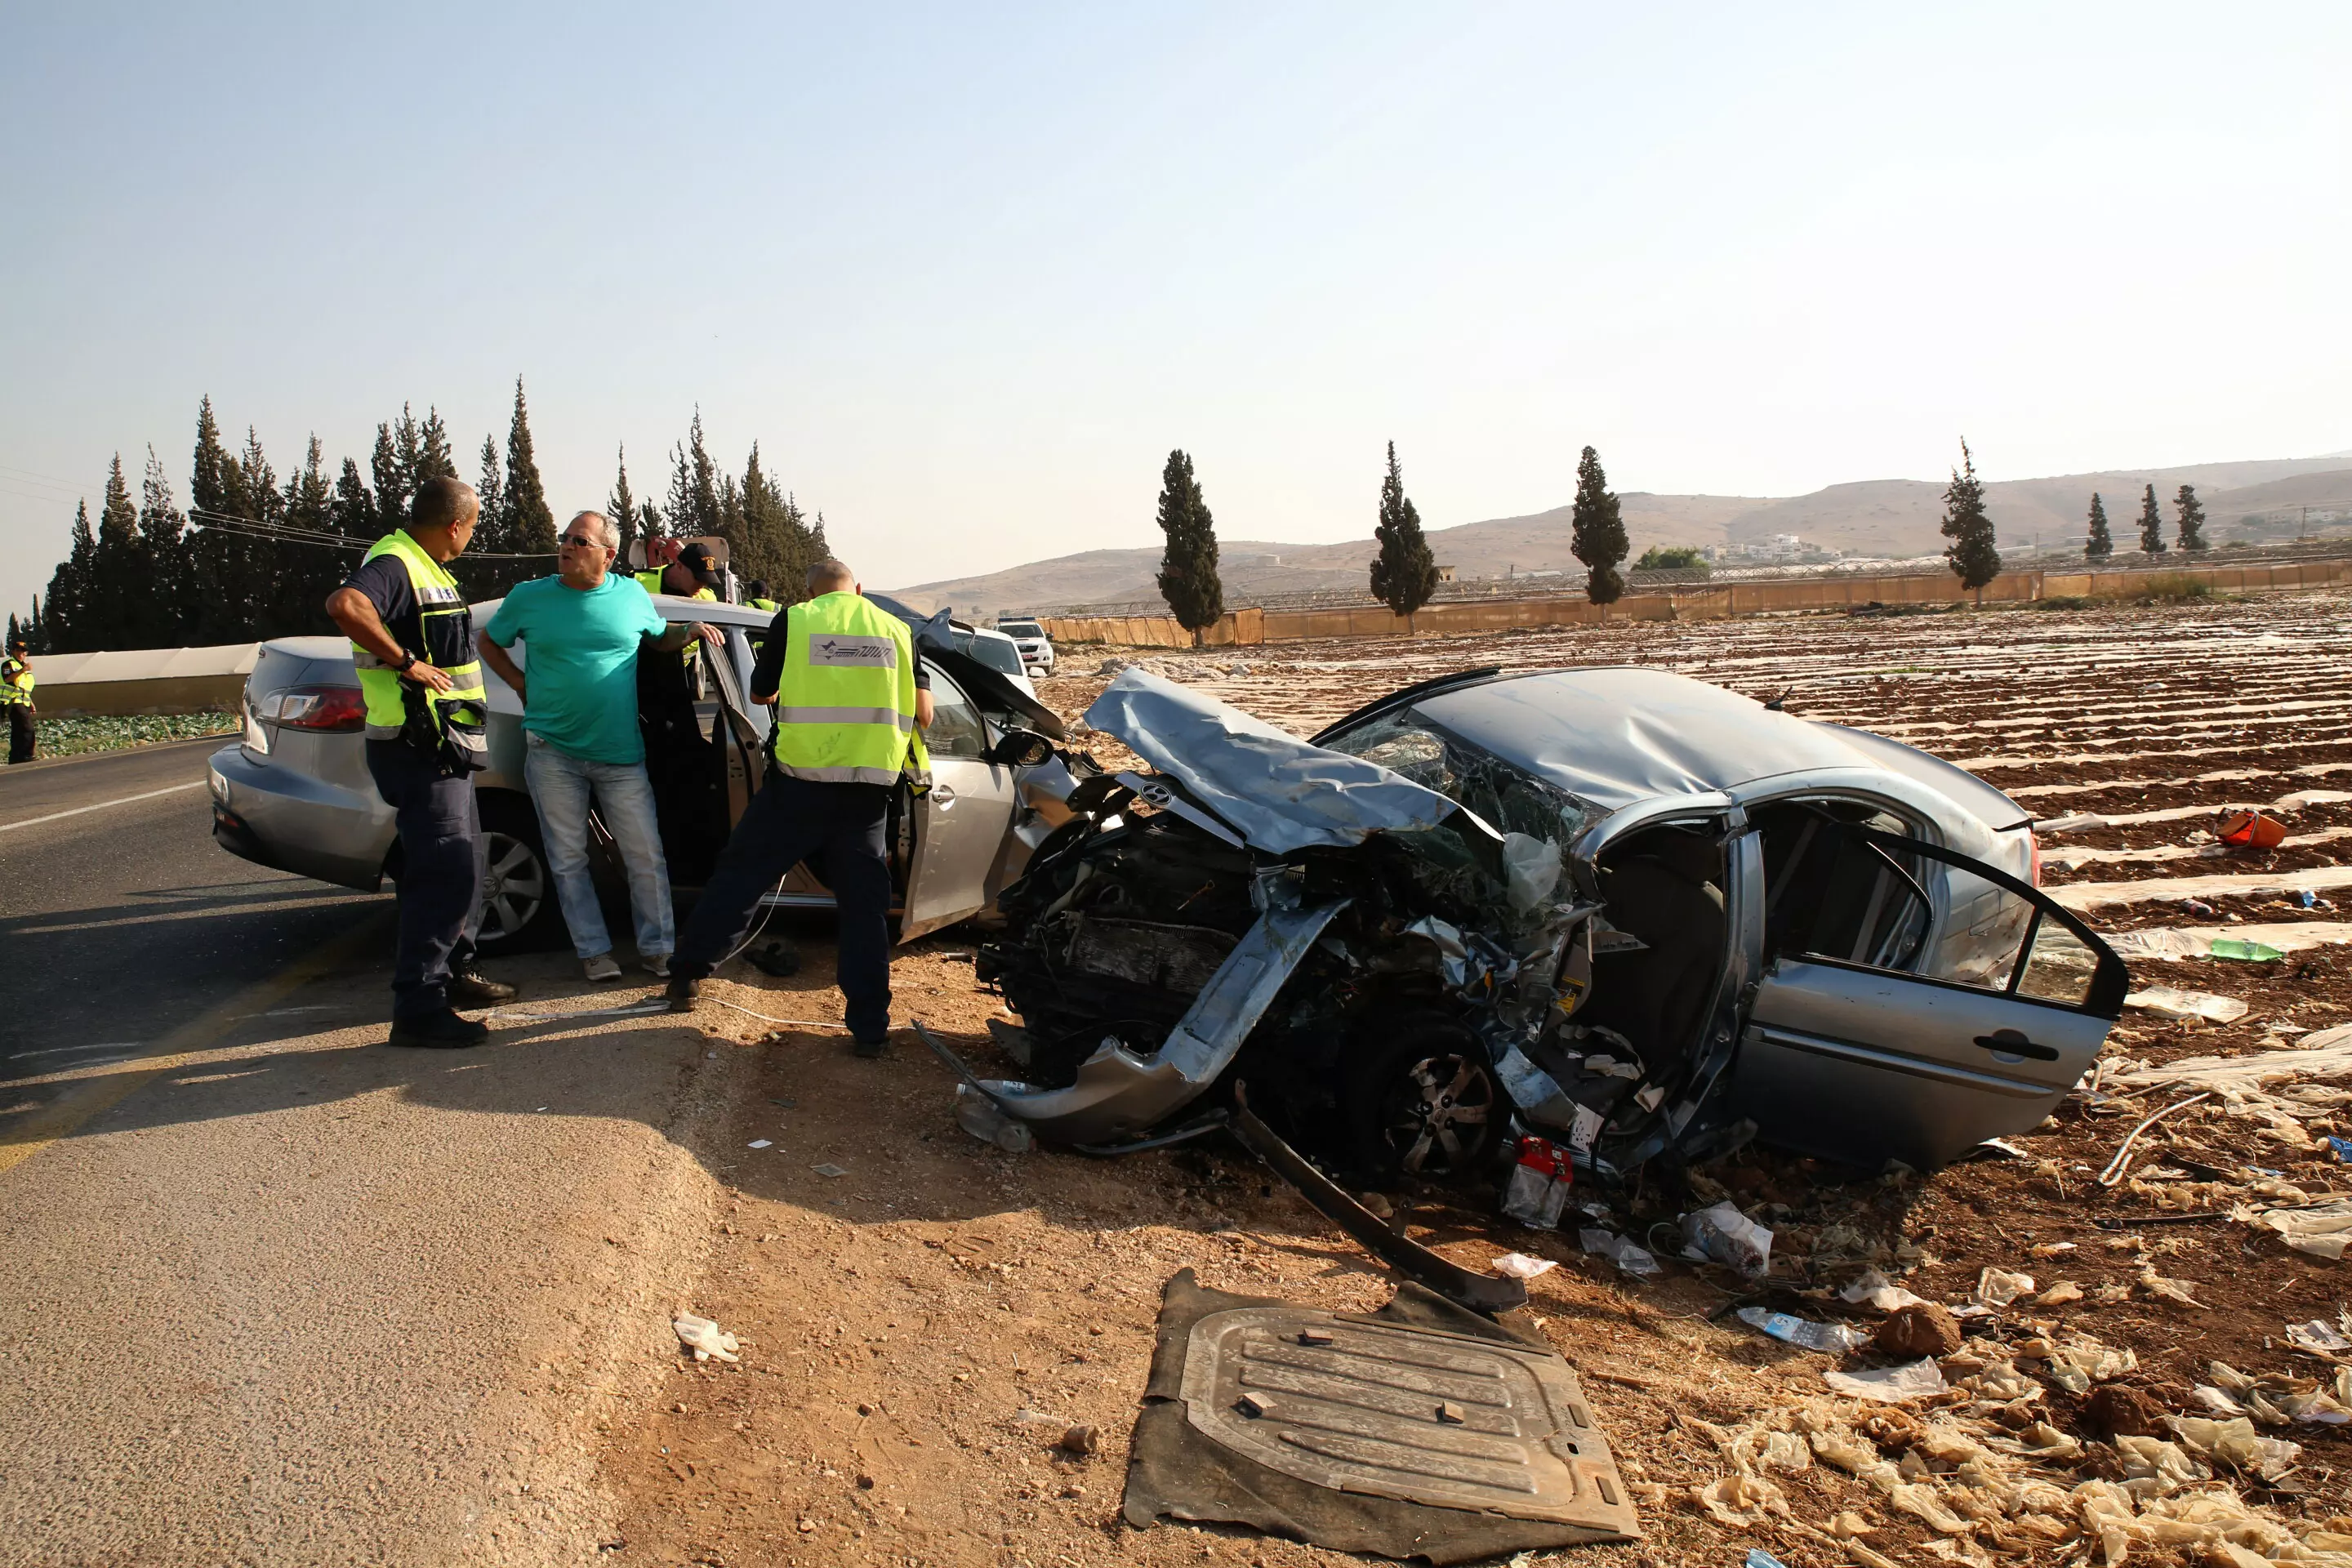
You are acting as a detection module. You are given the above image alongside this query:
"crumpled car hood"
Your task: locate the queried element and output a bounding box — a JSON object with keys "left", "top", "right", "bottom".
{"left": 1085, "top": 670, "right": 1459, "bottom": 854}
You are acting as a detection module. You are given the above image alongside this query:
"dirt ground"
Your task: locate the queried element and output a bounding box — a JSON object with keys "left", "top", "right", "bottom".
{"left": 595, "top": 592, "right": 2352, "bottom": 1568}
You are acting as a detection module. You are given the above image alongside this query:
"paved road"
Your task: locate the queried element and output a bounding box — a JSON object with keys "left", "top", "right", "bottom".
{"left": 0, "top": 740, "right": 733, "bottom": 1565}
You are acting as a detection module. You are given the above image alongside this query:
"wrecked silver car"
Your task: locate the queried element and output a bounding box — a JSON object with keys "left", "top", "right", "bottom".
{"left": 967, "top": 665, "right": 2127, "bottom": 1183}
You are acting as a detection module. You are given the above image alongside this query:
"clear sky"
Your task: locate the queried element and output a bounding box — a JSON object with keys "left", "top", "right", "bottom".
{"left": 2, "top": 2, "right": 2345, "bottom": 619}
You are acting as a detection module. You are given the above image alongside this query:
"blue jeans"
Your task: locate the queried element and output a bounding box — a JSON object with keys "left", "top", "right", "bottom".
{"left": 523, "top": 733, "right": 675, "bottom": 960}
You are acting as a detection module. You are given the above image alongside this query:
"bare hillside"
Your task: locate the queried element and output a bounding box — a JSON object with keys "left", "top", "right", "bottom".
{"left": 886, "top": 453, "right": 2352, "bottom": 616}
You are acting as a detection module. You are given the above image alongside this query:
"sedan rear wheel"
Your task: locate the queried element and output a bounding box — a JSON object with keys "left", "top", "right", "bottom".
{"left": 474, "top": 795, "right": 564, "bottom": 952}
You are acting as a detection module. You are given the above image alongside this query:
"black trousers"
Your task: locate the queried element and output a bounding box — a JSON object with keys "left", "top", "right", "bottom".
{"left": 675, "top": 774, "right": 893, "bottom": 1040}
{"left": 7, "top": 706, "right": 32, "bottom": 764}
{"left": 365, "top": 739, "right": 485, "bottom": 1019}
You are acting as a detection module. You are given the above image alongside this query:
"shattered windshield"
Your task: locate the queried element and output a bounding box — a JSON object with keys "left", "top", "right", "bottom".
{"left": 1321, "top": 708, "right": 1606, "bottom": 849}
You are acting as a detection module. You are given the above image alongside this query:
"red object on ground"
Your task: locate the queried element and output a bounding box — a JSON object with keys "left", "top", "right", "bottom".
{"left": 2217, "top": 809, "right": 2287, "bottom": 849}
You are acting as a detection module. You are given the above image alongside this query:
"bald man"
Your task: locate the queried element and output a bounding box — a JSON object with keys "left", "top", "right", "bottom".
{"left": 667, "top": 559, "right": 933, "bottom": 1054}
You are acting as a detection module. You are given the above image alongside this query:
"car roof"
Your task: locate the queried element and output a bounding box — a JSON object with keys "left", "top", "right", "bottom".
{"left": 1406, "top": 666, "right": 2019, "bottom": 822}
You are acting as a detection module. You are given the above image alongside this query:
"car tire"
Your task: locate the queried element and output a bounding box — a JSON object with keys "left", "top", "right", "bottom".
{"left": 1344, "top": 1015, "right": 1502, "bottom": 1183}
{"left": 474, "top": 793, "right": 566, "bottom": 953}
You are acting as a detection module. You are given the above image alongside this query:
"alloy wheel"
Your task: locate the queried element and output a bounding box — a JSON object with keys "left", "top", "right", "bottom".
{"left": 478, "top": 830, "right": 549, "bottom": 944}
{"left": 1378, "top": 1050, "right": 1495, "bottom": 1176}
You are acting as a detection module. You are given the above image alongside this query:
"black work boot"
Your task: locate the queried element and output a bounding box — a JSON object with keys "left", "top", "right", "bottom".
{"left": 852, "top": 1030, "right": 889, "bottom": 1059}
{"left": 388, "top": 1009, "right": 490, "bottom": 1049}
{"left": 446, "top": 969, "right": 517, "bottom": 1007}
{"left": 666, "top": 974, "right": 702, "bottom": 1013}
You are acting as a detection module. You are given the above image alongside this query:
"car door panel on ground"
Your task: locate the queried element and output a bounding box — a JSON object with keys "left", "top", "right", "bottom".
{"left": 1731, "top": 822, "right": 2127, "bottom": 1172}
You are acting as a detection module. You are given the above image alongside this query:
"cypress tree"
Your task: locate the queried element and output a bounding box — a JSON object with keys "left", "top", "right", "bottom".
{"left": 474, "top": 435, "right": 508, "bottom": 550}
{"left": 2085, "top": 492, "right": 2113, "bottom": 560}
{"left": 371, "top": 421, "right": 408, "bottom": 535}
{"left": 87, "top": 454, "right": 142, "bottom": 649}
{"left": 1368, "top": 441, "right": 1440, "bottom": 627}
{"left": 418, "top": 407, "right": 457, "bottom": 483}
{"left": 504, "top": 378, "right": 555, "bottom": 558}
{"left": 191, "top": 396, "right": 231, "bottom": 517}
{"left": 1940, "top": 439, "right": 2002, "bottom": 603}
{"left": 5, "top": 613, "right": 16, "bottom": 649}
{"left": 2175, "top": 483, "right": 2207, "bottom": 551}
{"left": 1153, "top": 449, "right": 1223, "bottom": 644}
{"left": 608, "top": 446, "right": 639, "bottom": 556}
{"left": 264, "top": 436, "right": 337, "bottom": 638}
{"left": 136, "top": 447, "right": 191, "bottom": 645}
{"left": 44, "top": 501, "right": 98, "bottom": 652}
{"left": 1570, "top": 446, "right": 1628, "bottom": 606}
{"left": 332, "top": 458, "right": 374, "bottom": 539}
{"left": 2137, "top": 484, "right": 2166, "bottom": 555}
{"left": 28, "top": 596, "right": 45, "bottom": 654}
{"left": 663, "top": 410, "right": 724, "bottom": 544}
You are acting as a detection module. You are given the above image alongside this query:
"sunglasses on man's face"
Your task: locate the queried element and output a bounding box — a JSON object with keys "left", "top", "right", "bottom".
{"left": 559, "top": 534, "right": 610, "bottom": 550}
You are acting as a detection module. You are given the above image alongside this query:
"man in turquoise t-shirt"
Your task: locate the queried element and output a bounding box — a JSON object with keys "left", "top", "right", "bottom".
{"left": 477, "top": 510, "right": 722, "bottom": 981}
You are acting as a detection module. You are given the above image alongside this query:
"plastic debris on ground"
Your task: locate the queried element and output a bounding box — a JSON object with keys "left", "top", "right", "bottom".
{"left": 1500, "top": 1137, "right": 1573, "bottom": 1230}
{"left": 812, "top": 1162, "right": 849, "bottom": 1178}
{"left": 2253, "top": 1198, "right": 2352, "bottom": 1259}
{"left": 1490, "top": 1252, "right": 1558, "bottom": 1281}
{"left": 1680, "top": 1200, "right": 1773, "bottom": 1278}
{"left": 1744, "top": 1551, "right": 1791, "bottom": 1568}
{"left": 1838, "top": 1268, "right": 1928, "bottom": 1312}
{"left": 2219, "top": 809, "right": 2290, "bottom": 849}
{"left": 1974, "top": 1266, "right": 2037, "bottom": 1307}
{"left": 1579, "top": 1227, "right": 1662, "bottom": 1277}
{"left": 1736, "top": 1306, "right": 1869, "bottom": 1354}
{"left": 672, "top": 1310, "right": 740, "bottom": 1364}
{"left": 2213, "top": 937, "right": 2287, "bottom": 961}
{"left": 2124, "top": 985, "right": 2251, "bottom": 1023}
{"left": 1821, "top": 1359, "right": 1948, "bottom": 1402}
{"left": 2286, "top": 1316, "right": 2352, "bottom": 1356}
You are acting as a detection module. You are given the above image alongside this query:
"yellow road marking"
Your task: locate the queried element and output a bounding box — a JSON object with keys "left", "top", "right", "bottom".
{"left": 0, "top": 913, "right": 389, "bottom": 1178}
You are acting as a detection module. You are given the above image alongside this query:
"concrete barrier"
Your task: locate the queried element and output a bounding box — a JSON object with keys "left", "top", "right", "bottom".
{"left": 24, "top": 643, "right": 258, "bottom": 715}
{"left": 1038, "top": 558, "right": 2352, "bottom": 648}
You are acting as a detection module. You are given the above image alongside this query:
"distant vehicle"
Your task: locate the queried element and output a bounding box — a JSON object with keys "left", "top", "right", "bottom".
{"left": 951, "top": 622, "right": 1037, "bottom": 697}
{"left": 209, "top": 595, "right": 1080, "bottom": 953}
{"left": 996, "top": 617, "right": 1055, "bottom": 677}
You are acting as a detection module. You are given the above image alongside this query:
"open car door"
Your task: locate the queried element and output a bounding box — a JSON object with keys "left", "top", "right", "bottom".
{"left": 1729, "top": 825, "right": 2127, "bottom": 1172}
{"left": 899, "top": 666, "right": 1019, "bottom": 942}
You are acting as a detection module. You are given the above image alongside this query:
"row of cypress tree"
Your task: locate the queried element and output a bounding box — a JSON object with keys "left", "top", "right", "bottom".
{"left": 11, "top": 389, "right": 830, "bottom": 654}
{"left": 2083, "top": 484, "right": 2207, "bottom": 559}
{"left": 1150, "top": 441, "right": 1638, "bottom": 644}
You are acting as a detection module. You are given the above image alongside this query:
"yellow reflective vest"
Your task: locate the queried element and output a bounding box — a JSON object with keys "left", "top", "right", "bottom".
{"left": 0, "top": 656, "right": 32, "bottom": 707}
{"left": 636, "top": 572, "right": 715, "bottom": 663}
{"left": 768, "top": 592, "right": 928, "bottom": 786}
{"left": 351, "top": 530, "right": 488, "bottom": 766}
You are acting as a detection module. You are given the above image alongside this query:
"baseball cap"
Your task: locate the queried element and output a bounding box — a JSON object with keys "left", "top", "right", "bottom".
{"left": 676, "top": 543, "right": 724, "bottom": 588}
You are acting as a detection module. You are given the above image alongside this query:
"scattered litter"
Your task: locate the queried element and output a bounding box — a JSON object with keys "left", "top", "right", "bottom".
{"left": 2037, "top": 1281, "right": 2085, "bottom": 1306}
{"left": 2218, "top": 810, "right": 2289, "bottom": 850}
{"left": 1744, "top": 1552, "right": 1791, "bottom": 1568}
{"left": 1680, "top": 1201, "right": 1773, "bottom": 1278}
{"left": 2136, "top": 1267, "right": 2207, "bottom": 1307}
{"left": 1579, "top": 1227, "right": 1662, "bottom": 1277}
{"left": 2096, "top": 1091, "right": 2213, "bottom": 1186}
{"left": 2037, "top": 813, "right": 2109, "bottom": 835}
{"left": 2166, "top": 1414, "right": 2301, "bottom": 1480}
{"left": 1873, "top": 1303, "right": 1962, "bottom": 1357}
{"left": 2212, "top": 938, "right": 2286, "bottom": 962}
{"left": 1839, "top": 1269, "right": 1928, "bottom": 1312}
{"left": 2328, "top": 1136, "right": 2352, "bottom": 1163}
{"left": 746, "top": 1138, "right": 772, "bottom": 1149}
{"left": 954, "top": 1083, "right": 1036, "bottom": 1153}
{"left": 2256, "top": 1198, "right": 2352, "bottom": 1259}
{"left": 1490, "top": 1252, "right": 1558, "bottom": 1281}
{"left": 1058, "top": 1423, "right": 1099, "bottom": 1458}
{"left": 1501, "top": 1137, "right": 1572, "bottom": 1230}
{"left": 1822, "top": 1359, "right": 1948, "bottom": 1402}
{"left": 2110, "top": 1027, "right": 2352, "bottom": 1095}
{"left": 2125, "top": 986, "right": 2249, "bottom": 1023}
{"left": 1975, "top": 1137, "right": 2029, "bottom": 1160}
{"left": 1976, "top": 1267, "right": 2037, "bottom": 1307}
{"left": 2180, "top": 898, "right": 2217, "bottom": 917}
{"left": 672, "top": 1311, "right": 740, "bottom": 1364}
{"left": 812, "top": 1163, "right": 849, "bottom": 1178}
{"left": 1736, "top": 1306, "right": 1869, "bottom": 1353}
{"left": 2286, "top": 1318, "right": 2352, "bottom": 1356}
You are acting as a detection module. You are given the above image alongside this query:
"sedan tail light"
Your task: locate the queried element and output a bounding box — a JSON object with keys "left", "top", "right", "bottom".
{"left": 259, "top": 684, "right": 368, "bottom": 732}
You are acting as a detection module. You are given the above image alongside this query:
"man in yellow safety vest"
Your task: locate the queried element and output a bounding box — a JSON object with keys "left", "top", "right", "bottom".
{"left": 666, "top": 558, "right": 931, "bottom": 1055}
{"left": 2, "top": 635, "right": 35, "bottom": 764}
{"left": 325, "top": 477, "right": 517, "bottom": 1049}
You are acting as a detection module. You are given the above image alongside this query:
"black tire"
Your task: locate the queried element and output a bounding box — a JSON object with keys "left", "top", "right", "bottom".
{"left": 1344, "top": 1016, "right": 1502, "bottom": 1183}
{"left": 474, "top": 793, "right": 567, "bottom": 953}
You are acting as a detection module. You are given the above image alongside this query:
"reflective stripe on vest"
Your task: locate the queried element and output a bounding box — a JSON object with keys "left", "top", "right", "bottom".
{"left": 768, "top": 593, "right": 928, "bottom": 787}
{"left": 351, "top": 530, "right": 486, "bottom": 742}
{"left": 0, "top": 659, "right": 31, "bottom": 706}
